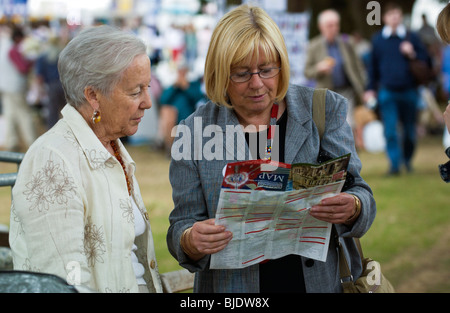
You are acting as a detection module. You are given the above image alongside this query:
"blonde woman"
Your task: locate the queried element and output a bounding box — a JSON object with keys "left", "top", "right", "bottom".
{"left": 167, "top": 4, "right": 376, "bottom": 293}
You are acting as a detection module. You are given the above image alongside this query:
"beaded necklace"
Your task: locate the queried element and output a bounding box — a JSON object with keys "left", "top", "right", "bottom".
{"left": 110, "top": 140, "right": 132, "bottom": 196}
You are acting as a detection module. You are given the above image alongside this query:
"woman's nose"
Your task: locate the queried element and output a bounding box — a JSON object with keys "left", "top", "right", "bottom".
{"left": 248, "top": 72, "right": 264, "bottom": 89}
{"left": 142, "top": 88, "right": 152, "bottom": 109}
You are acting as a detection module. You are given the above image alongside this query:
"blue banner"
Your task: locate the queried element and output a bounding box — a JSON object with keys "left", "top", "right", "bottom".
{"left": 0, "top": 0, "right": 28, "bottom": 17}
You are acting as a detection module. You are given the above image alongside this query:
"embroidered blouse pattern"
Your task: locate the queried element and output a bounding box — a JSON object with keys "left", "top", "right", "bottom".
{"left": 9, "top": 105, "right": 162, "bottom": 293}
{"left": 84, "top": 217, "right": 106, "bottom": 267}
{"left": 23, "top": 159, "right": 77, "bottom": 213}
{"left": 120, "top": 198, "right": 134, "bottom": 223}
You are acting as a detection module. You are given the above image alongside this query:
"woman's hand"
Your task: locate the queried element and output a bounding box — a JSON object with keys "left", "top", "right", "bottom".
{"left": 310, "top": 193, "right": 360, "bottom": 225}
{"left": 182, "top": 219, "right": 233, "bottom": 261}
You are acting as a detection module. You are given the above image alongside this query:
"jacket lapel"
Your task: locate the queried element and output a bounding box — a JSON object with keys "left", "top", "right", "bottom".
{"left": 284, "top": 85, "right": 312, "bottom": 164}
{"left": 215, "top": 105, "right": 251, "bottom": 161}
{"left": 214, "top": 85, "right": 314, "bottom": 165}
{"left": 61, "top": 104, "right": 114, "bottom": 170}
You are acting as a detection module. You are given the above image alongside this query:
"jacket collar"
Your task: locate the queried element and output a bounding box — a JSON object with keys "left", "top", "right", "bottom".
{"left": 283, "top": 84, "right": 311, "bottom": 164}
{"left": 61, "top": 104, "right": 136, "bottom": 174}
{"left": 215, "top": 85, "right": 310, "bottom": 163}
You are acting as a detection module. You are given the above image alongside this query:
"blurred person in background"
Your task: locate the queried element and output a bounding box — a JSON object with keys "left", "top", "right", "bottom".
{"left": 0, "top": 25, "right": 37, "bottom": 152}
{"left": 34, "top": 36, "right": 67, "bottom": 129}
{"left": 304, "top": 9, "right": 366, "bottom": 133}
{"left": 415, "top": 13, "right": 444, "bottom": 138}
{"left": 364, "top": 3, "right": 429, "bottom": 175}
{"left": 184, "top": 23, "right": 197, "bottom": 70}
{"left": 158, "top": 61, "right": 204, "bottom": 154}
{"left": 9, "top": 25, "right": 162, "bottom": 293}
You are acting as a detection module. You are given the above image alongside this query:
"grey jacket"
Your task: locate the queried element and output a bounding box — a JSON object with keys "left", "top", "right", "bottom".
{"left": 167, "top": 84, "right": 376, "bottom": 293}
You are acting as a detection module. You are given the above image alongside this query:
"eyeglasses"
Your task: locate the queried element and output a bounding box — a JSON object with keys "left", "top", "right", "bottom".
{"left": 229, "top": 67, "right": 281, "bottom": 83}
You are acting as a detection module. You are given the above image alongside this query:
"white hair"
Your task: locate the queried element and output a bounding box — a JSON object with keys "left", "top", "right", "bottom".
{"left": 317, "top": 9, "right": 340, "bottom": 25}
{"left": 58, "top": 25, "right": 147, "bottom": 108}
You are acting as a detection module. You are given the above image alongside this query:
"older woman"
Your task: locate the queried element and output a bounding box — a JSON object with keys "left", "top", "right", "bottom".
{"left": 9, "top": 25, "right": 162, "bottom": 293}
{"left": 167, "top": 5, "right": 376, "bottom": 293}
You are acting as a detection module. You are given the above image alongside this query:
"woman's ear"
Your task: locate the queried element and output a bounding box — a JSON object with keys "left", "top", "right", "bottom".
{"left": 84, "top": 86, "right": 100, "bottom": 110}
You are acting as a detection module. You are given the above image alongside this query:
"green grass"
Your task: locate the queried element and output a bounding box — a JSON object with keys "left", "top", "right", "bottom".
{"left": 363, "top": 170, "right": 449, "bottom": 259}
{"left": 1, "top": 135, "right": 449, "bottom": 292}
{"left": 357, "top": 136, "right": 450, "bottom": 292}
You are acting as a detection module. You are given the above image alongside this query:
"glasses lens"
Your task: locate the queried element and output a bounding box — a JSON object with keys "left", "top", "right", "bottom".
{"left": 230, "top": 67, "right": 281, "bottom": 82}
{"left": 260, "top": 67, "right": 280, "bottom": 79}
{"left": 231, "top": 72, "right": 251, "bottom": 82}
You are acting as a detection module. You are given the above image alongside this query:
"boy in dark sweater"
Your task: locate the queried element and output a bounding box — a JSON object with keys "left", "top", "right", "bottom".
{"left": 365, "top": 3, "right": 429, "bottom": 175}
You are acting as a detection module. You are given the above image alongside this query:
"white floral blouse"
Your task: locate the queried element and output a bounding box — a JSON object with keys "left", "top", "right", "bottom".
{"left": 9, "top": 104, "right": 162, "bottom": 293}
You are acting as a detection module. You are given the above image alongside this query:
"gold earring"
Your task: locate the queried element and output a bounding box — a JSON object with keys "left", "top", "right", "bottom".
{"left": 92, "top": 110, "right": 101, "bottom": 124}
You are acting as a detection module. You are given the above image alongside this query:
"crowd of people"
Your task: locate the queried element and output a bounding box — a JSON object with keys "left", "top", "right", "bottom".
{"left": 2, "top": 2, "right": 450, "bottom": 294}
{"left": 1, "top": 4, "right": 448, "bottom": 170}
{"left": 0, "top": 17, "right": 211, "bottom": 153}
{"left": 305, "top": 4, "right": 447, "bottom": 176}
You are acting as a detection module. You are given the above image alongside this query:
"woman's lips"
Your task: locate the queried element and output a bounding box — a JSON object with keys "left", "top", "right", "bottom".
{"left": 249, "top": 94, "right": 265, "bottom": 101}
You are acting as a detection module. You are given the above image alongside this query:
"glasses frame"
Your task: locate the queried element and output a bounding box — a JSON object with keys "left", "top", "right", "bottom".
{"left": 229, "top": 67, "right": 281, "bottom": 83}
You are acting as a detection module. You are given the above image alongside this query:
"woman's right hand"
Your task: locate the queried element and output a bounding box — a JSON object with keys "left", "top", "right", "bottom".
{"left": 183, "top": 219, "right": 233, "bottom": 261}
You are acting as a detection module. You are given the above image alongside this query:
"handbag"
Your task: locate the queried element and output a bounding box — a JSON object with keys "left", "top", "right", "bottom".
{"left": 406, "top": 32, "right": 434, "bottom": 86}
{"left": 336, "top": 234, "right": 395, "bottom": 293}
{"left": 409, "top": 58, "right": 434, "bottom": 86}
{"left": 312, "top": 88, "right": 395, "bottom": 293}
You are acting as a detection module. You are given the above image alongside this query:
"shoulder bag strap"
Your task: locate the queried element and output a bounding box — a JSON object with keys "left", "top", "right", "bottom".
{"left": 312, "top": 88, "right": 365, "bottom": 282}
{"left": 312, "top": 88, "right": 327, "bottom": 140}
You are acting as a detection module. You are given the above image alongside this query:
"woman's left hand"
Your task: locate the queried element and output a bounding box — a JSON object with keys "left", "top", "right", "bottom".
{"left": 310, "top": 193, "right": 357, "bottom": 224}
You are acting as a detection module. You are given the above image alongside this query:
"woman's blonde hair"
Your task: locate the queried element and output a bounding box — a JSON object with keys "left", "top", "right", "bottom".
{"left": 437, "top": 3, "right": 450, "bottom": 44}
{"left": 204, "top": 4, "right": 290, "bottom": 108}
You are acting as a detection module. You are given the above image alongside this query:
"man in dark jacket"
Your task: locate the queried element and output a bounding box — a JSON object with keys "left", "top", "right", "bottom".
{"left": 365, "top": 3, "right": 429, "bottom": 175}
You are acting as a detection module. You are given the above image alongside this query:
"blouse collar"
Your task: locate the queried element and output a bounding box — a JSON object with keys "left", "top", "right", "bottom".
{"left": 60, "top": 104, "right": 136, "bottom": 174}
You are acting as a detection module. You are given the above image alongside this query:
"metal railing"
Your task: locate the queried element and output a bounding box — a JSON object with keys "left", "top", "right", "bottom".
{"left": 0, "top": 151, "right": 24, "bottom": 187}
